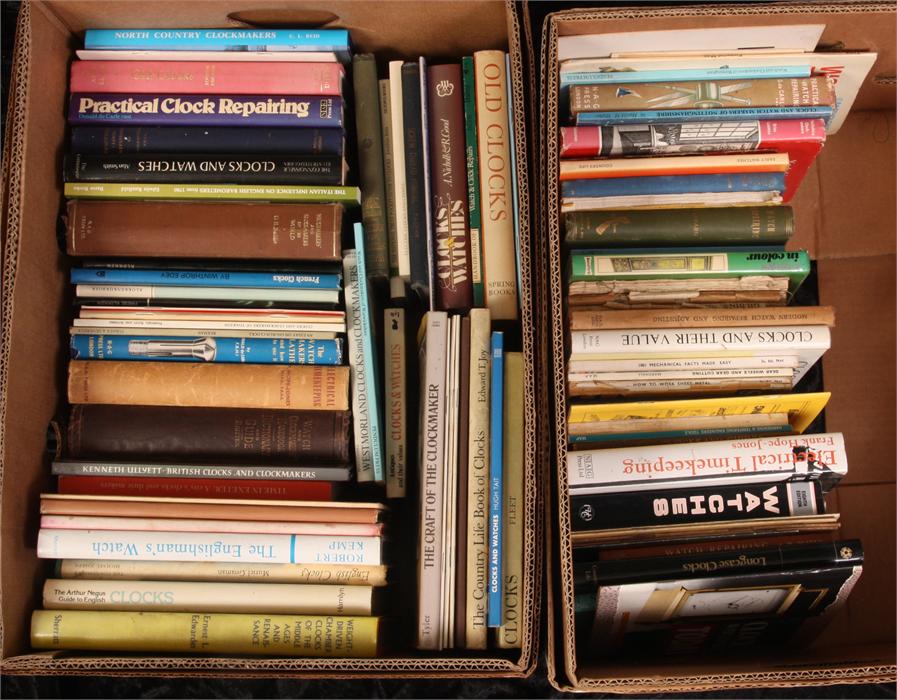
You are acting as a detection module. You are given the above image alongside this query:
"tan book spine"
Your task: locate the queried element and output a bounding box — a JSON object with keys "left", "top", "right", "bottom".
{"left": 569, "top": 305, "right": 835, "bottom": 330}
{"left": 568, "top": 378, "right": 792, "bottom": 397}
{"left": 67, "top": 360, "right": 349, "bottom": 411}
{"left": 497, "top": 352, "right": 523, "bottom": 649}
{"left": 384, "top": 308, "right": 407, "bottom": 498}
{"left": 474, "top": 51, "right": 518, "bottom": 321}
{"left": 58, "top": 559, "right": 387, "bottom": 586}
{"left": 43, "top": 579, "right": 375, "bottom": 615}
{"left": 465, "top": 308, "right": 491, "bottom": 649}
{"left": 559, "top": 152, "right": 789, "bottom": 180}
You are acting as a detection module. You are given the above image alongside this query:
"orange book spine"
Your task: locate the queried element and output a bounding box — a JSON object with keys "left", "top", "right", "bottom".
{"left": 558, "top": 153, "right": 789, "bottom": 180}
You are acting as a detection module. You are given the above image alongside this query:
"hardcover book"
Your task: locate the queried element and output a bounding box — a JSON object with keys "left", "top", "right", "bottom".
{"left": 64, "top": 182, "right": 361, "bottom": 204}
{"left": 487, "top": 330, "right": 505, "bottom": 627}
{"left": 461, "top": 56, "right": 485, "bottom": 307}
{"left": 50, "top": 462, "right": 351, "bottom": 482}
{"left": 574, "top": 106, "right": 834, "bottom": 127}
{"left": 384, "top": 308, "right": 407, "bottom": 498}
{"left": 401, "top": 61, "right": 431, "bottom": 300}
{"left": 561, "top": 172, "right": 786, "bottom": 199}
{"left": 388, "top": 61, "right": 411, "bottom": 280}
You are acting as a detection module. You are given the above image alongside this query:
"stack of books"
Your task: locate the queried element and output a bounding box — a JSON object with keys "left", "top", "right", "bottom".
{"left": 556, "top": 29, "right": 876, "bottom": 659}
{"left": 32, "top": 28, "right": 391, "bottom": 659}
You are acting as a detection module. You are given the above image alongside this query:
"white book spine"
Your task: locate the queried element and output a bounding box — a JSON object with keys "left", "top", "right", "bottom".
{"left": 344, "top": 251, "right": 374, "bottom": 482}
{"left": 417, "top": 312, "right": 448, "bottom": 650}
{"left": 43, "top": 579, "right": 373, "bottom": 615}
{"left": 568, "top": 368, "right": 795, "bottom": 382}
{"left": 389, "top": 61, "right": 411, "bottom": 279}
{"left": 567, "top": 432, "right": 848, "bottom": 494}
{"left": 76, "top": 50, "right": 340, "bottom": 62}
{"left": 72, "top": 318, "right": 342, "bottom": 332}
{"left": 75, "top": 284, "right": 336, "bottom": 303}
{"left": 37, "top": 530, "right": 382, "bottom": 565}
{"left": 71, "top": 326, "right": 336, "bottom": 340}
{"left": 561, "top": 192, "right": 782, "bottom": 211}
{"left": 567, "top": 356, "right": 799, "bottom": 373}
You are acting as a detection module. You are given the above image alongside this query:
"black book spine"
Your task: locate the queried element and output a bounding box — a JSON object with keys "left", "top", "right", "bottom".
{"left": 69, "top": 126, "right": 345, "bottom": 156}
{"left": 570, "top": 480, "right": 824, "bottom": 531}
{"left": 73, "top": 298, "right": 331, "bottom": 310}
{"left": 79, "top": 259, "right": 343, "bottom": 275}
{"left": 63, "top": 154, "right": 345, "bottom": 185}
{"left": 573, "top": 539, "right": 863, "bottom": 591}
{"left": 401, "top": 62, "right": 431, "bottom": 300}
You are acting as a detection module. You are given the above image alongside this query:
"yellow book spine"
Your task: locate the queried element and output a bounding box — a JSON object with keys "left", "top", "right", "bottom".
{"left": 31, "top": 610, "right": 380, "bottom": 657}
{"left": 498, "top": 353, "right": 524, "bottom": 649}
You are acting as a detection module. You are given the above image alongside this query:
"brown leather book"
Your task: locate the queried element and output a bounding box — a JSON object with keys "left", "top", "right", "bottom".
{"left": 65, "top": 200, "right": 342, "bottom": 261}
{"left": 428, "top": 64, "right": 473, "bottom": 310}
{"left": 64, "top": 405, "right": 351, "bottom": 464}
{"left": 67, "top": 361, "right": 350, "bottom": 411}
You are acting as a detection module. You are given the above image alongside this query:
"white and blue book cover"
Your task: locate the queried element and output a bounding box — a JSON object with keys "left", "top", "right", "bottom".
{"left": 559, "top": 65, "right": 811, "bottom": 88}
{"left": 354, "top": 223, "right": 386, "bottom": 483}
{"left": 70, "top": 268, "right": 341, "bottom": 290}
{"left": 488, "top": 330, "right": 505, "bottom": 628}
{"left": 576, "top": 105, "right": 833, "bottom": 126}
{"left": 505, "top": 54, "right": 522, "bottom": 313}
{"left": 84, "top": 28, "right": 351, "bottom": 61}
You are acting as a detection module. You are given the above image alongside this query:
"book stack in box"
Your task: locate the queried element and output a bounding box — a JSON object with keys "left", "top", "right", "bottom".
{"left": 555, "top": 27, "right": 876, "bottom": 660}
{"left": 31, "top": 29, "right": 528, "bottom": 658}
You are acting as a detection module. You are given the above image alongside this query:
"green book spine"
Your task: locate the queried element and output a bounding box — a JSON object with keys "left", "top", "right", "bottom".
{"left": 64, "top": 183, "right": 361, "bottom": 204}
{"left": 379, "top": 78, "right": 400, "bottom": 278}
{"left": 353, "top": 54, "right": 389, "bottom": 280}
{"left": 462, "top": 56, "right": 485, "bottom": 308}
{"left": 565, "top": 207, "right": 794, "bottom": 247}
{"left": 568, "top": 248, "right": 811, "bottom": 291}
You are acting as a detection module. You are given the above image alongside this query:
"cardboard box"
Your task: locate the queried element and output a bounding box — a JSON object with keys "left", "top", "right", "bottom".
{"left": 539, "top": 1, "right": 897, "bottom": 692}
{"left": 0, "top": 0, "right": 545, "bottom": 678}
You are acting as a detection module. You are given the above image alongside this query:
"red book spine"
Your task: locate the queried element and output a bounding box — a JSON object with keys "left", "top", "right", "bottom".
{"left": 758, "top": 119, "right": 826, "bottom": 202}
{"left": 69, "top": 60, "right": 344, "bottom": 96}
{"left": 428, "top": 64, "right": 474, "bottom": 310}
{"left": 56, "top": 475, "right": 334, "bottom": 501}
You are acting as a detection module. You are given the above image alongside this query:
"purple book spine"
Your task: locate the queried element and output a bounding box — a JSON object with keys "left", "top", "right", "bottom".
{"left": 68, "top": 94, "right": 343, "bottom": 128}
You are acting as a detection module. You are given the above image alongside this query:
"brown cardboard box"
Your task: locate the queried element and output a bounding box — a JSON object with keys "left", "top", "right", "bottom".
{"left": 539, "top": 1, "right": 897, "bottom": 692}
{"left": 0, "top": 0, "right": 544, "bottom": 678}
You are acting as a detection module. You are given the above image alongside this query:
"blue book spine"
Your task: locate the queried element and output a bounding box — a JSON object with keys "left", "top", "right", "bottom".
{"left": 69, "top": 126, "right": 345, "bottom": 156}
{"left": 354, "top": 223, "right": 385, "bottom": 483}
{"left": 83, "top": 28, "right": 351, "bottom": 60}
{"left": 70, "top": 335, "right": 344, "bottom": 365}
{"left": 68, "top": 94, "right": 343, "bottom": 128}
{"left": 562, "top": 172, "right": 786, "bottom": 198}
{"left": 575, "top": 105, "right": 833, "bottom": 125}
{"left": 506, "top": 54, "right": 522, "bottom": 312}
{"left": 560, "top": 65, "right": 811, "bottom": 87}
{"left": 568, "top": 423, "right": 794, "bottom": 445}
{"left": 488, "top": 330, "right": 505, "bottom": 628}
{"left": 70, "top": 268, "right": 341, "bottom": 290}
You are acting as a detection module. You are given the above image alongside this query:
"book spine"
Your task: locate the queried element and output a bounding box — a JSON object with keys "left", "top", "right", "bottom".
{"left": 570, "top": 480, "right": 823, "bottom": 531}
{"left": 353, "top": 55, "right": 389, "bottom": 280}
{"left": 561, "top": 65, "right": 812, "bottom": 86}
{"left": 379, "top": 79, "right": 400, "bottom": 278}
{"left": 51, "top": 462, "right": 351, "bottom": 481}
{"left": 64, "top": 182, "right": 361, "bottom": 204}
{"left": 569, "top": 423, "right": 794, "bottom": 445}
{"left": 574, "top": 539, "right": 862, "bottom": 589}
{"left": 42, "top": 515, "right": 379, "bottom": 537}
{"left": 384, "top": 308, "right": 407, "bottom": 498}
{"left": 562, "top": 173, "right": 786, "bottom": 198}
{"left": 354, "top": 224, "right": 385, "bottom": 483}
{"left": 70, "top": 60, "right": 344, "bottom": 95}
{"left": 71, "top": 319, "right": 342, "bottom": 334}
{"left": 388, "top": 62, "right": 411, "bottom": 280}
{"left": 569, "top": 78, "right": 835, "bottom": 113}
{"left": 67, "top": 361, "right": 350, "bottom": 411}
{"left": 83, "top": 28, "right": 352, "bottom": 55}
{"left": 487, "top": 331, "right": 504, "bottom": 627}
{"left": 474, "top": 51, "right": 518, "bottom": 321}
{"left": 70, "top": 268, "right": 340, "bottom": 289}
{"left": 43, "top": 578, "right": 374, "bottom": 615}
{"left": 559, "top": 120, "right": 824, "bottom": 158}
{"left": 419, "top": 57, "right": 437, "bottom": 311}
{"left": 568, "top": 356, "right": 799, "bottom": 373}
{"left": 344, "top": 252, "right": 374, "bottom": 483}
{"left": 65, "top": 200, "right": 343, "bottom": 261}
{"left": 569, "top": 304, "right": 831, "bottom": 330}
{"left": 401, "top": 62, "right": 431, "bottom": 299}
{"left": 64, "top": 154, "right": 345, "bottom": 186}
{"left": 72, "top": 326, "right": 336, "bottom": 341}
{"left": 58, "top": 558, "right": 388, "bottom": 586}
{"left": 442, "top": 316, "right": 461, "bottom": 649}
{"left": 69, "top": 126, "right": 345, "bottom": 156}
{"left": 417, "top": 312, "right": 448, "bottom": 650}
{"left": 454, "top": 316, "right": 471, "bottom": 647}
{"left": 567, "top": 432, "right": 848, "bottom": 493}
{"left": 69, "top": 94, "right": 343, "bottom": 127}
{"left": 428, "top": 64, "right": 474, "bottom": 311}
{"left": 559, "top": 153, "right": 788, "bottom": 180}
{"left": 56, "top": 475, "right": 335, "bottom": 501}
{"left": 74, "top": 285, "right": 337, "bottom": 304}
{"left": 575, "top": 106, "right": 834, "bottom": 126}
{"left": 65, "top": 404, "right": 350, "bottom": 464}
{"left": 568, "top": 377, "right": 792, "bottom": 397}
{"left": 568, "top": 250, "right": 810, "bottom": 286}
{"left": 32, "top": 610, "right": 380, "bottom": 657}
{"left": 465, "top": 308, "right": 490, "bottom": 648}
{"left": 568, "top": 367, "right": 792, "bottom": 382}
{"left": 497, "top": 352, "right": 523, "bottom": 648}
{"left": 75, "top": 49, "right": 341, "bottom": 62}
{"left": 564, "top": 206, "right": 793, "bottom": 247}
{"left": 462, "top": 56, "right": 485, "bottom": 308}
{"left": 561, "top": 192, "right": 783, "bottom": 212}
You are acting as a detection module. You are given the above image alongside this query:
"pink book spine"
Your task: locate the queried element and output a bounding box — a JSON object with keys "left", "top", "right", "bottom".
{"left": 39, "top": 515, "right": 383, "bottom": 537}
{"left": 69, "top": 60, "right": 345, "bottom": 96}
{"left": 757, "top": 118, "right": 827, "bottom": 146}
